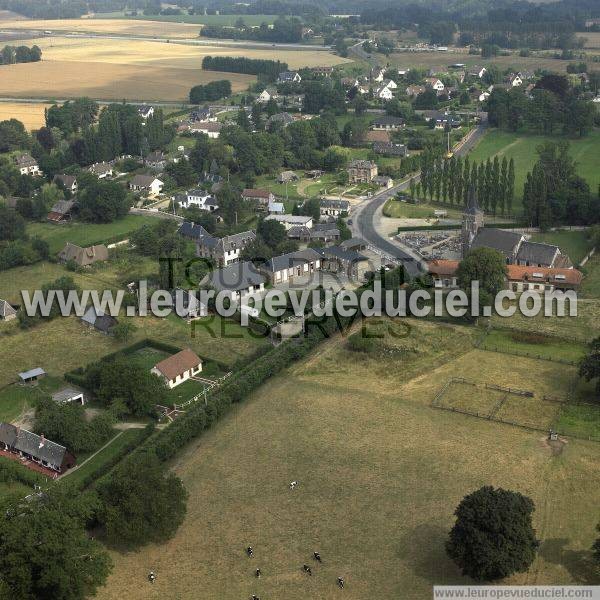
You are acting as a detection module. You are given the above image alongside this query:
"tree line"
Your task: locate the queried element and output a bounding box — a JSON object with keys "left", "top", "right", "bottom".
{"left": 0, "top": 44, "right": 41, "bottom": 65}
{"left": 523, "top": 141, "right": 600, "bottom": 228}
{"left": 416, "top": 153, "right": 515, "bottom": 216}
{"left": 189, "top": 80, "right": 232, "bottom": 103}
{"left": 201, "top": 16, "right": 303, "bottom": 43}
{"left": 486, "top": 76, "right": 597, "bottom": 137}
{"left": 202, "top": 55, "right": 287, "bottom": 81}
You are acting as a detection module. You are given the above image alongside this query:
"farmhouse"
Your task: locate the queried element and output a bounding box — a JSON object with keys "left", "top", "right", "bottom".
{"left": 348, "top": 159, "right": 378, "bottom": 184}
{"left": 53, "top": 174, "right": 77, "bottom": 193}
{"left": 278, "top": 71, "right": 301, "bottom": 83}
{"left": 81, "top": 306, "right": 118, "bottom": 334}
{"left": 51, "top": 387, "right": 85, "bottom": 405}
{"left": 257, "top": 89, "right": 274, "bottom": 103}
{"left": 507, "top": 73, "right": 523, "bottom": 87}
{"left": 207, "top": 261, "right": 266, "bottom": 301}
{"left": 468, "top": 65, "right": 487, "bottom": 79}
{"left": 260, "top": 248, "right": 322, "bottom": 284}
{"left": 138, "top": 105, "right": 154, "bottom": 121}
{"left": 144, "top": 150, "right": 167, "bottom": 170}
{"left": 177, "top": 221, "right": 212, "bottom": 243}
{"left": 196, "top": 229, "right": 256, "bottom": 267}
{"left": 424, "top": 77, "right": 445, "bottom": 91}
{"left": 371, "top": 116, "right": 405, "bottom": 131}
{"left": 88, "top": 161, "right": 113, "bottom": 179}
{"left": 428, "top": 260, "right": 582, "bottom": 292}
{"left": 14, "top": 154, "right": 40, "bottom": 176}
{"left": 151, "top": 348, "right": 203, "bottom": 389}
{"left": 175, "top": 189, "right": 219, "bottom": 211}
{"left": 373, "top": 175, "right": 393, "bottom": 189}
{"left": 129, "top": 174, "right": 163, "bottom": 196}
{"left": 0, "top": 299, "right": 17, "bottom": 321}
{"left": 191, "top": 107, "right": 215, "bottom": 122}
{"left": 0, "top": 423, "right": 75, "bottom": 474}
{"left": 58, "top": 242, "right": 108, "bottom": 267}
{"left": 191, "top": 121, "right": 222, "bottom": 138}
{"left": 47, "top": 199, "right": 75, "bottom": 223}
{"left": 373, "top": 85, "right": 393, "bottom": 100}
{"left": 265, "top": 214, "right": 313, "bottom": 230}
{"left": 242, "top": 188, "right": 275, "bottom": 206}
{"left": 317, "top": 246, "right": 370, "bottom": 279}
{"left": 370, "top": 67, "right": 385, "bottom": 82}
{"left": 406, "top": 85, "right": 426, "bottom": 97}
{"left": 320, "top": 198, "right": 350, "bottom": 217}
{"left": 373, "top": 142, "right": 409, "bottom": 157}
{"left": 277, "top": 170, "right": 299, "bottom": 184}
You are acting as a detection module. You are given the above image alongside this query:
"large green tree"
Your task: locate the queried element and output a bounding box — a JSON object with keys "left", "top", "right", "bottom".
{"left": 0, "top": 489, "right": 112, "bottom": 599}
{"left": 97, "top": 451, "right": 187, "bottom": 548}
{"left": 457, "top": 247, "right": 507, "bottom": 310}
{"left": 446, "top": 486, "right": 539, "bottom": 581}
{"left": 579, "top": 337, "right": 600, "bottom": 396}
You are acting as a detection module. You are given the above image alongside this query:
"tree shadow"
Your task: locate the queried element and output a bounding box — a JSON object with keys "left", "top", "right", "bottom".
{"left": 539, "top": 538, "right": 599, "bottom": 584}
{"left": 396, "top": 523, "right": 469, "bottom": 585}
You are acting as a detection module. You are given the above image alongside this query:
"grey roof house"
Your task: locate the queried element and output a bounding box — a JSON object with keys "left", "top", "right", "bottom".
{"left": 0, "top": 299, "right": 18, "bottom": 321}
{"left": 207, "top": 261, "right": 266, "bottom": 300}
{"left": 81, "top": 306, "right": 118, "bottom": 334}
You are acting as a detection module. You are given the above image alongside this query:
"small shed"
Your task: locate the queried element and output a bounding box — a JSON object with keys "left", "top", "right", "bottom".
{"left": 51, "top": 387, "right": 85, "bottom": 405}
{"left": 18, "top": 368, "right": 46, "bottom": 385}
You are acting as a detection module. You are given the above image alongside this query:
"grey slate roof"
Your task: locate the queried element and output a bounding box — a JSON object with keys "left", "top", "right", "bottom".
{"left": 81, "top": 306, "right": 117, "bottom": 332}
{"left": 263, "top": 248, "right": 321, "bottom": 273}
{"left": 470, "top": 229, "right": 523, "bottom": 257}
{"left": 340, "top": 237, "right": 368, "bottom": 250}
{"left": 50, "top": 200, "right": 75, "bottom": 215}
{"left": 18, "top": 368, "right": 46, "bottom": 381}
{"left": 371, "top": 116, "right": 405, "bottom": 127}
{"left": 320, "top": 199, "right": 349, "bottom": 210}
{"left": 516, "top": 241, "right": 560, "bottom": 267}
{"left": 208, "top": 261, "right": 265, "bottom": 293}
{"left": 178, "top": 221, "right": 211, "bottom": 241}
{"left": 51, "top": 387, "right": 84, "bottom": 403}
{"left": 11, "top": 425, "right": 68, "bottom": 469}
{"left": 318, "top": 246, "right": 368, "bottom": 263}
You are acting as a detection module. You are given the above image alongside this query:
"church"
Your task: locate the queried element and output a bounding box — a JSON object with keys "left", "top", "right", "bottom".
{"left": 461, "top": 190, "right": 572, "bottom": 269}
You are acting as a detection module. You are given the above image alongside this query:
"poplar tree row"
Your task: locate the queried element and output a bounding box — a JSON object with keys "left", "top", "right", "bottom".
{"left": 411, "top": 153, "right": 515, "bottom": 216}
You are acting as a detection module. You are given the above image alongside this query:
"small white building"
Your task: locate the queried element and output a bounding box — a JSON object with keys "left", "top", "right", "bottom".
{"left": 51, "top": 387, "right": 85, "bottom": 405}
{"left": 265, "top": 214, "right": 313, "bottom": 230}
{"left": 374, "top": 85, "right": 393, "bottom": 100}
{"left": 151, "top": 348, "right": 203, "bottom": 389}
{"left": 14, "top": 154, "right": 40, "bottom": 176}
{"left": 425, "top": 77, "right": 445, "bottom": 91}
{"left": 175, "top": 189, "right": 219, "bottom": 211}
{"left": 129, "top": 175, "right": 163, "bottom": 196}
{"left": 88, "top": 162, "right": 113, "bottom": 179}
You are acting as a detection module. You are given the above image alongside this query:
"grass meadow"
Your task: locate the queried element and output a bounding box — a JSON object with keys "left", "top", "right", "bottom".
{"left": 95, "top": 318, "right": 600, "bottom": 599}
{"left": 581, "top": 254, "right": 600, "bottom": 299}
{"left": 467, "top": 130, "right": 600, "bottom": 211}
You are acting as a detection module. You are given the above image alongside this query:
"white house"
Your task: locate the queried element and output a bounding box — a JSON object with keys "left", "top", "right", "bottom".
{"left": 206, "top": 261, "right": 266, "bottom": 303}
{"left": 260, "top": 248, "right": 322, "bottom": 285}
{"left": 138, "top": 105, "right": 154, "bottom": 122}
{"left": 370, "top": 67, "right": 385, "bottom": 82}
{"left": 382, "top": 78, "right": 397, "bottom": 90}
{"left": 468, "top": 65, "right": 487, "bottom": 79}
{"left": 192, "top": 122, "right": 222, "bottom": 139}
{"left": 278, "top": 70, "right": 302, "bottom": 83}
{"left": 507, "top": 73, "right": 523, "bottom": 87}
{"left": 175, "top": 189, "right": 219, "bottom": 211}
{"left": 425, "top": 77, "right": 445, "bottom": 91}
{"left": 14, "top": 154, "right": 40, "bottom": 176}
{"left": 88, "top": 161, "right": 113, "bottom": 179}
{"left": 151, "top": 348, "right": 203, "bottom": 389}
{"left": 374, "top": 85, "right": 393, "bottom": 100}
{"left": 265, "top": 214, "right": 313, "bottom": 230}
{"left": 129, "top": 175, "right": 163, "bottom": 196}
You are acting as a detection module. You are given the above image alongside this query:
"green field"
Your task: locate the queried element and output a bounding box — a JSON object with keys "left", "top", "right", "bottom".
{"left": 467, "top": 130, "right": 600, "bottom": 211}
{"left": 0, "top": 376, "right": 64, "bottom": 422}
{"left": 480, "top": 328, "right": 586, "bottom": 364}
{"left": 27, "top": 215, "right": 157, "bottom": 254}
{"left": 529, "top": 230, "right": 592, "bottom": 266}
{"left": 96, "top": 319, "right": 600, "bottom": 599}
{"left": 581, "top": 254, "right": 600, "bottom": 298}
{"left": 63, "top": 428, "right": 147, "bottom": 488}
{"left": 383, "top": 199, "right": 463, "bottom": 219}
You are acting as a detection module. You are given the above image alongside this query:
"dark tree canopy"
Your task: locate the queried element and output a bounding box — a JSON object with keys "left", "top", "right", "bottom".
{"left": 446, "top": 486, "right": 539, "bottom": 581}
{"left": 0, "top": 489, "right": 112, "bottom": 600}
{"left": 96, "top": 451, "right": 187, "bottom": 548}
{"left": 457, "top": 247, "right": 508, "bottom": 303}
{"left": 579, "top": 337, "right": 600, "bottom": 396}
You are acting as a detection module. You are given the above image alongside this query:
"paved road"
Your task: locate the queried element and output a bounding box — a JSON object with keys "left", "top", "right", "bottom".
{"left": 352, "top": 120, "right": 488, "bottom": 278}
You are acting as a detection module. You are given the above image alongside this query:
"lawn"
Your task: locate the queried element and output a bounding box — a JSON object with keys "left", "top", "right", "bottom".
{"left": 528, "top": 230, "right": 592, "bottom": 265}
{"left": 27, "top": 215, "right": 158, "bottom": 253}
{"left": 0, "top": 376, "right": 65, "bottom": 423}
{"left": 467, "top": 129, "right": 600, "bottom": 211}
{"left": 96, "top": 319, "right": 600, "bottom": 599}
{"left": 581, "top": 253, "right": 600, "bottom": 299}
{"left": 63, "top": 428, "right": 147, "bottom": 488}
{"left": 480, "top": 328, "right": 587, "bottom": 364}
{"left": 383, "top": 199, "right": 463, "bottom": 219}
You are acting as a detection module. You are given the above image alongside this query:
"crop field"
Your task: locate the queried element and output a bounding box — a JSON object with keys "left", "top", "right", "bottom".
{"left": 103, "top": 13, "right": 280, "bottom": 27}
{"left": 580, "top": 31, "right": 600, "bottom": 49}
{"left": 0, "top": 36, "right": 347, "bottom": 101}
{"left": 0, "top": 102, "right": 51, "bottom": 129}
{"left": 0, "top": 17, "right": 201, "bottom": 38}
{"left": 467, "top": 130, "right": 600, "bottom": 207}
{"left": 95, "top": 319, "right": 600, "bottom": 599}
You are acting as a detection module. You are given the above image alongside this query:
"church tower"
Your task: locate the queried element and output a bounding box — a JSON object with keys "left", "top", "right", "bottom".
{"left": 461, "top": 185, "right": 484, "bottom": 258}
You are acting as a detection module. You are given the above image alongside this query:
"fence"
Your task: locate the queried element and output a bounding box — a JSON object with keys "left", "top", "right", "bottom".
{"left": 432, "top": 377, "right": 600, "bottom": 443}
{"left": 174, "top": 371, "right": 232, "bottom": 410}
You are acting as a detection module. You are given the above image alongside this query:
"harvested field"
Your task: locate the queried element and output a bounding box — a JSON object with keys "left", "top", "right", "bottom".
{"left": 0, "top": 36, "right": 348, "bottom": 101}
{"left": 0, "top": 17, "right": 201, "bottom": 38}
{"left": 0, "top": 60, "right": 254, "bottom": 102}
{"left": 0, "top": 102, "right": 51, "bottom": 129}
